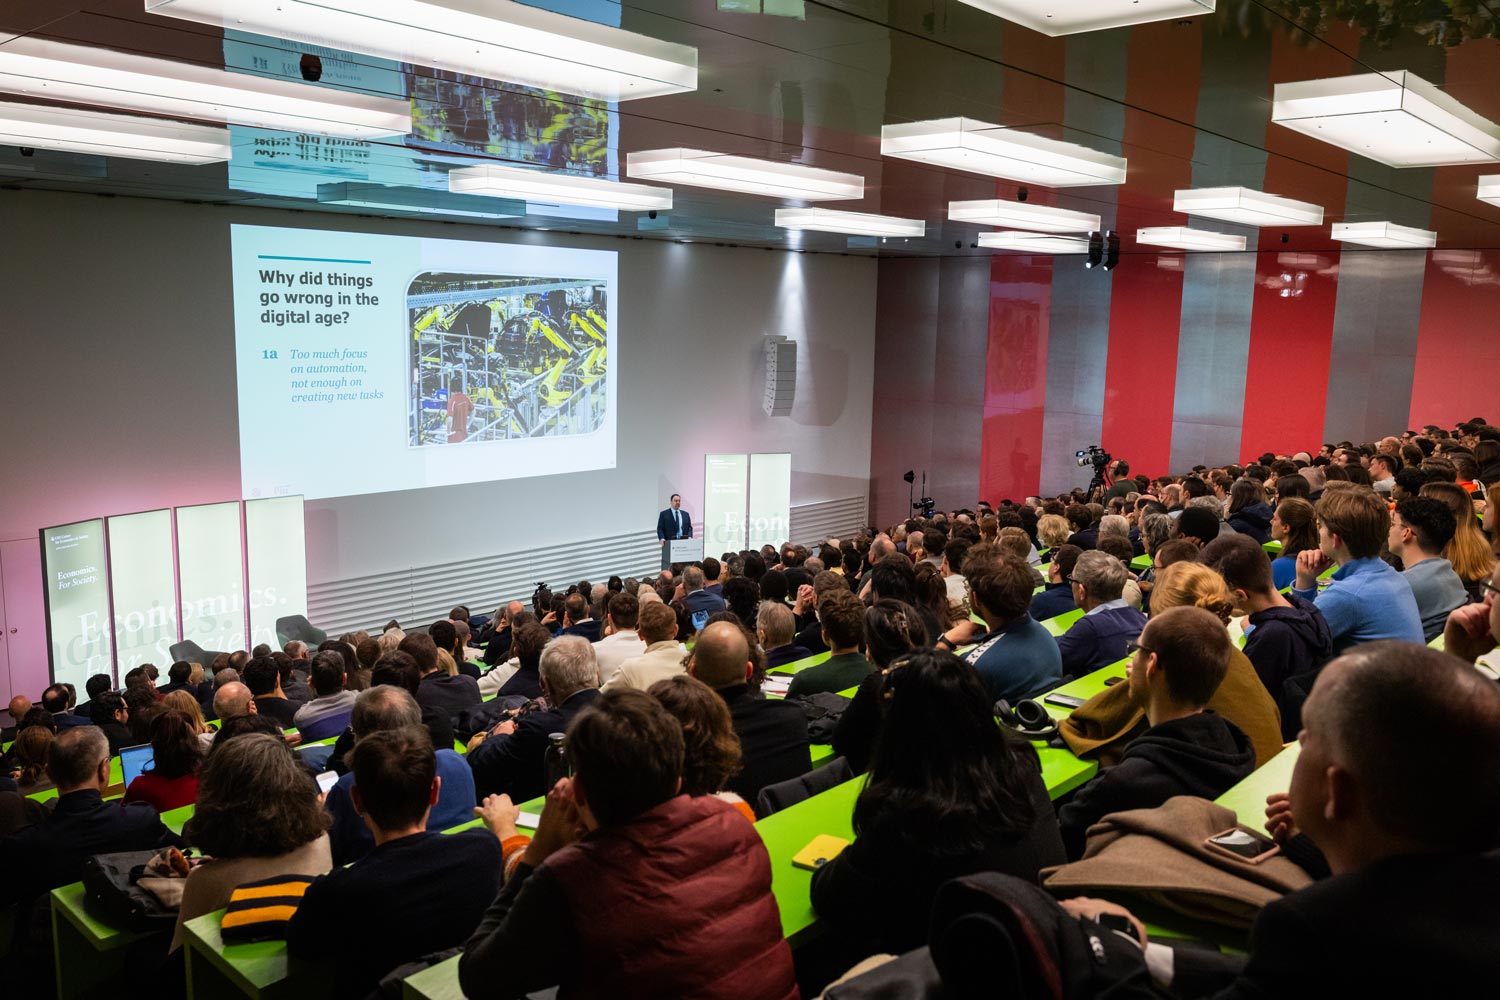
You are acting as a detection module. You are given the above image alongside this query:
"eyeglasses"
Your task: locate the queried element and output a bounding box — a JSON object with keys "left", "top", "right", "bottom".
{"left": 1480, "top": 578, "right": 1500, "bottom": 599}
{"left": 1125, "top": 640, "right": 1153, "bottom": 657}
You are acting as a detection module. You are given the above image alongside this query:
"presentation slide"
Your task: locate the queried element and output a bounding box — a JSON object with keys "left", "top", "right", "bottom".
{"left": 703, "top": 454, "right": 749, "bottom": 555}
{"left": 748, "top": 453, "right": 792, "bottom": 550}
{"left": 245, "top": 496, "right": 309, "bottom": 650}
{"left": 230, "top": 225, "right": 617, "bottom": 501}
{"left": 107, "top": 509, "right": 179, "bottom": 671}
{"left": 41, "top": 519, "right": 112, "bottom": 691}
{"left": 177, "top": 502, "right": 247, "bottom": 655}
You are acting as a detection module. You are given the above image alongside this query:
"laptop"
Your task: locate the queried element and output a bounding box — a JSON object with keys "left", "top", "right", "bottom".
{"left": 119, "top": 743, "right": 156, "bottom": 787}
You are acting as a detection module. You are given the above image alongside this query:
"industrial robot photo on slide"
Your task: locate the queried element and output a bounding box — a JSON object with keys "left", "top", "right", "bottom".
{"left": 406, "top": 272, "right": 608, "bottom": 447}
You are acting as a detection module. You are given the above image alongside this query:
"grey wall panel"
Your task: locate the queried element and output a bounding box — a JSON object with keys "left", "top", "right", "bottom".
{"left": 1324, "top": 251, "right": 1428, "bottom": 442}
{"left": 1039, "top": 260, "right": 1112, "bottom": 495}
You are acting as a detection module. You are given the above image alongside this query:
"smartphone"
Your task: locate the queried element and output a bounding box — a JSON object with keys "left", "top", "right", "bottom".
{"left": 791, "top": 834, "right": 850, "bottom": 871}
{"left": 1205, "top": 827, "right": 1280, "bottom": 863}
{"left": 1104, "top": 676, "right": 1124, "bottom": 686}
{"left": 315, "top": 770, "right": 338, "bottom": 794}
{"left": 1043, "top": 693, "right": 1087, "bottom": 709}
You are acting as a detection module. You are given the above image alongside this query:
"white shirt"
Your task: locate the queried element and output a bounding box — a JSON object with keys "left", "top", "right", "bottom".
{"left": 603, "top": 640, "right": 688, "bottom": 692}
{"left": 592, "top": 629, "right": 648, "bottom": 684}
{"left": 478, "top": 660, "right": 521, "bottom": 698}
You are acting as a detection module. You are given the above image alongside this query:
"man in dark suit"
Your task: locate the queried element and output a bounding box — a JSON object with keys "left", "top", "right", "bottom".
{"left": 557, "top": 593, "right": 602, "bottom": 643}
{"left": 689, "top": 622, "right": 810, "bottom": 805}
{"left": 468, "top": 636, "right": 601, "bottom": 802}
{"left": 657, "top": 493, "right": 692, "bottom": 571}
{"left": 41, "top": 684, "right": 93, "bottom": 731}
{"left": 1066, "top": 640, "right": 1500, "bottom": 997}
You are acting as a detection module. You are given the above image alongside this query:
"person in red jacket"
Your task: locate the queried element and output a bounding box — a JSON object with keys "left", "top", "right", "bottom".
{"left": 459, "top": 688, "right": 797, "bottom": 1000}
{"left": 122, "top": 709, "right": 201, "bottom": 812}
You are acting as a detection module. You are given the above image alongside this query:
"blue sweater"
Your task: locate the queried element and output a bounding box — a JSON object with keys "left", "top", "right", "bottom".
{"left": 1271, "top": 556, "right": 1298, "bottom": 592}
{"left": 1291, "top": 557, "right": 1424, "bottom": 654}
{"left": 1030, "top": 582, "right": 1077, "bottom": 622}
{"left": 964, "top": 616, "right": 1064, "bottom": 704}
{"left": 1056, "top": 604, "right": 1148, "bottom": 676}
{"left": 326, "top": 748, "right": 476, "bottom": 865}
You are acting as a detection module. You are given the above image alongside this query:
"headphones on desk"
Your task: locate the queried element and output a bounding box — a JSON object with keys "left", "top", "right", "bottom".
{"left": 994, "top": 698, "right": 1059, "bottom": 740}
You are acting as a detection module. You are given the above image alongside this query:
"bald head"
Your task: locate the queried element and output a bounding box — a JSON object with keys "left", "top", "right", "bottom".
{"left": 690, "top": 621, "right": 751, "bottom": 689}
{"left": 212, "top": 681, "right": 255, "bottom": 721}
{"left": 8, "top": 695, "right": 30, "bottom": 725}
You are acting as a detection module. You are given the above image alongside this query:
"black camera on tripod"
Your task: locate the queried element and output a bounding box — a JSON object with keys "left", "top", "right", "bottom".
{"left": 1076, "top": 445, "right": 1112, "bottom": 470}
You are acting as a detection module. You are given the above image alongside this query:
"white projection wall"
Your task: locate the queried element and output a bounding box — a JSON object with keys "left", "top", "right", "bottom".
{"left": 176, "top": 502, "right": 246, "bottom": 654}
{"left": 703, "top": 454, "right": 749, "bottom": 555}
{"left": 748, "top": 453, "right": 792, "bottom": 550}
{"left": 245, "top": 496, "right": 309, "bottom": 649}
{"left": 107, "top": 509, "right": 179, "bottom": 672}
{"left": 41, "top": 519, "right": 112, "bottom": 690}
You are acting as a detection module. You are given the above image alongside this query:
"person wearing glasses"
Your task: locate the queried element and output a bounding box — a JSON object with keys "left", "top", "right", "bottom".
{"left": 1444, "top": 560, "right": 1500, "bottom": 671}
{"left": 1055, "top": 606, "right": 1257, "bottom": 860}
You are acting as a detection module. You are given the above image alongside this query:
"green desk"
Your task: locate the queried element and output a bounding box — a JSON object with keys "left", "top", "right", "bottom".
{"left": 1263, "top": 540, "right": 1283, "bottom": 555}
{"left": 1040, "top": 608, "right": 1084, "bottom": 638}
{"left": 769, "top": 651, "right": 831, "bottom": 676}
{"left": 402, "top": 956, "right": 464, "bottom": 1000}
{"left": 1429, "top": 633, "right": 1445, "bottom": 651}
{"left": 1130, "top": 554, "right": 1151, "bottom": 573}
{"left": 51, "top": 881, "right": 154, "bottom": 998}
{"left": 28, "top": 756, "right": 125, "bottom": 804}
{"left": 1041, "top": 658, "right": 1129, "bottom": 720}
{"left": 1213, "top": 741, "right": 1301, "bottom": 834}
{"left": 163, "top": 804, "right": 195, "bottom": 836}
{"left": 182, "top": 909, "right": 333, "bottom": 1000}
{"left": 754, "top": 776, "right": 863, "bottom": 944}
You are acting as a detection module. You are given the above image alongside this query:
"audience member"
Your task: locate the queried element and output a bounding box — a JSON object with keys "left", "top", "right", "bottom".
{"left": 689, "top": 621, "right": 810, "bottom": 804}
{"left": 174, "top": 734, "right": 331, "bottom": 950}
{"left": 41, "top": 683, "right": 91, "bottom": 730}
{"left": 1269, "top": 497, "right": 1318, "bottom": 590}
{"left": 243, "top": 655, "right": 299, "bottom": 728}
{"left": 164, "top": 689, "right": 214, "bottom": 751}
{"left": 1226, "top": 479, "right": 1274, "bottom": 542}
{"left": 1056, "top": 551, "right": 1148, "bottom": 675}
{"left": 404, "top": 632, "right": 482, "bottom": 720}
{"left": 786, "top": 590, "right": 871, "bottom": 697}
{"left": 1030, "top": 543, "right": 1081, "bottom": 621}
{"left": 287, "top": 727, "right": 503, "bottom": 1000}
{"left": 277, "top": 652, "right": 313, "bottom": 705}
{"left": 1389, "top": 497, "right": 1470, "bottom": 641}
{"left": 292, "top": 651, "right": 358, "bottom": 741}
{"left": 370, "top": 652, "right": 455, "bottom": 753}
{"left": 492, "top": 622, "right": 551, "bottom": 701}
{"left": 647, "top": 674, "right": 751, "bottom": 820}
{"left": 326, "top": 686, "right": 476, "bottom": 864}
{"left": 810, "top": 648, "right": 1065, "bottom": 953}
{"left": 945, "top": 549, "right": 1063, "bottom": 704}
{"left": 1420, "top": 480, "right": 1497, "bottom": 595}
{"left": 76, "top": 673, "right": 113, "bottom": 721}
{"left": 122, "top": 709, "right": 202, "bottom": 812}
{"left": 458, "top": 689, "right": 796, "bottom": 999}
{"left": 1057, "top": 606, "right": 1255, "bottom": 858}
{"left": 603, "top": 602, "right": 687, "bottom": 692}
{"left": 756, "top": 601, "right": 810, "bottom": 671}
{"left": 832, "top": 601, "right": 927, "bottom": 775}
{"left": 591, "top": 592, "right": 645, "bottom": 684}
{"left": 557, "top": 592, "right": 603, "bottom": 643}
{"left": 9, "top": 726, "right": 55, "bottom": 794}
{"left": 89, "top": 691, "right": 134, "bottom": 754}
{"left": 1294, "top": 490, "right": 1424, "bottom": 652}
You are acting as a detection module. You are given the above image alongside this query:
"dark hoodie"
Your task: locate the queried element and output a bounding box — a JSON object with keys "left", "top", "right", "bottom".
{"left": 1227, "top": 502, "right": 1275, "bottom": 543}
{"left": 1056, "top": 712, "right": 1256, "bottom": 859}
{"left": 1245, "top": 592, "right": 1334, "bottom": 739}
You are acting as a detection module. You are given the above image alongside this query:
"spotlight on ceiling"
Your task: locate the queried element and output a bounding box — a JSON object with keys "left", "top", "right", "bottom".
{"left": 1085, "top": 230, "right": 1104, "bottom": 269}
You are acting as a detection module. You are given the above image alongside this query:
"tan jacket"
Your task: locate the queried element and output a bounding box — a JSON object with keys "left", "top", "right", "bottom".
{"left": 603, "top": 641, "right": 688, "bottom": 692}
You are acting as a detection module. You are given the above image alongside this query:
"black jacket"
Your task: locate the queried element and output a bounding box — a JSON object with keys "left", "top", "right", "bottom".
{"left": 1056, "top": 712, "right": 1256, "bottom": 858}
{"left": 1177, "top": 850, "right": 1500, "bottom": 999}
{"left": 1244, "top": 595, "right": 1333, "bottom": 724}
{"left": 1228, "top": 502, "right": 1275, "bottom": 543}
{"left": 417, "top": 672, "right": 483, "bottom": 722}
{"left": 832, "top": 671, "right": 883, "bottom": 775}
{"left": 468, "top": 689, "right": 601, "bottom": 802}
{"left": 98, "top": 719, "right": 135, "bottom": 756}
{"left": 718, "top": 684, "right": 811, "bottom": 803}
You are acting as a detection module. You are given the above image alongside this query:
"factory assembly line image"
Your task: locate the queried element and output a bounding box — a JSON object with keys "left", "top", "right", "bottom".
{"left": 406, "top": 272, "right": 609, "bottom": 447}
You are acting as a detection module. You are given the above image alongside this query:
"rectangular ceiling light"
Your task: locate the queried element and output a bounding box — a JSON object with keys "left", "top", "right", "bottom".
{"left": 1174, "top": 186, "right": 1324, "bottom": 227}
{"left": 1136, "top": 227, "right": 1246, "bottom": 251}
{"left": 1330, "top": 221, "right": 1437, "bottom": 249}
{"left": 977, "top": 231, "right": 1090, "bottom": 254}
{"left": 0, "top": 100, "right": 231, "bottom": 163}
{"left": 882, "top": 118, "right": 1127, "bottom": 187}
{"left": 146, "top": 0, "right": 698, "bottom": 102}
{"left": 948, "top": 199, "right": 1099, "bottom": 233}
{"left": 956, "top": 0, "right": 1215, "bottom": 36}
{"left": 775, "top": 208, "right": 924, "bottom": 237}
{"left": 627, "top": 148, "right": 863, "bottom": 201}
{"left": 1273, "top": 71, "right": 1500, "bottom": 168}
{"left": 1479, "top": 175, "right": 1500, "bottom": 207}
{"left": 0, "top": 37, "right": 410, "bottom": 139}
{"left": 318, "top": 182, "right": 522, "bottom": 218}
{"left": 449, "top": 163, "right": 672, "bottom": 211}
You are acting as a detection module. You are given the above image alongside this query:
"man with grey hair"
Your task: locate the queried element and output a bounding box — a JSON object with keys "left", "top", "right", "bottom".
{"left": 284, "top": 639, "right": 310, "bottom": 662}
{"left": 467, "top": 636, "right": 601, "bottom": 802}
{"left": 1055, "top": 550, "right": 1147, "bottom": 675}
{"left": 681, "top": 564, "right": 726, "bottom": 622}
{"left": 325, "top": 686, "right": 477, "bottom": 864}
{"left": 211, "top": 681, "right": 257, "bottom": 742}
{"left": 757, "top": 601, "right": 809, "bottom": 671}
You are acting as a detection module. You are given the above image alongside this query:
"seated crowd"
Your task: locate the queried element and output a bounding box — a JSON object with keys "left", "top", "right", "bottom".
{"left": 4, "top": 421, "right": 1500, "bottom": 997}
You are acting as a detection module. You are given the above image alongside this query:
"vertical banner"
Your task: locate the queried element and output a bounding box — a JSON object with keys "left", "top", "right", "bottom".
{"left": 703, "top": 454, "right": 749, "bottom": 556}
{"left": 748, "top": 453, "right": 792, "bottom": 550}
{"left": 41, "top": 519, "right": 112, "bottom": 691}
{"left": 176, "top": 502, "right": 247, "bottom": 655}
{"left": 107, "top": 509, "right": 179, "bottom": 673}
{"left": 245, "top": 496, "right": 309, "bottom": 649}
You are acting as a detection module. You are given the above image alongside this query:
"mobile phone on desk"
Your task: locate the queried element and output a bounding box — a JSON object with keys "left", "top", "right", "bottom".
{"left": 1043, "top": 693, "right": 1087, "bottom": 709}
{"left": 791, "top": 835, "right": 850, "bottom": 871}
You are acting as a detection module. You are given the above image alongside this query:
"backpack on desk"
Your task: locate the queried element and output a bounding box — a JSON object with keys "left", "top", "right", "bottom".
{"left": 81, "top": 850, "right": 180, "bottom": 933}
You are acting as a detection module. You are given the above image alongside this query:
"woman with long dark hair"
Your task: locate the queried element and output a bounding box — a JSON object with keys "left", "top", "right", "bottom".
{"left": 122, "top": 709, "right": 202, "bottom": 812}
{"left": 830, "top": 600, "right": 924, "bottom": 774}
{"left": 810, "top": 648, "right": 1065, "bottom": 954}
{"left": 1269, "top": 497, "right": 1318, "bottom": 591}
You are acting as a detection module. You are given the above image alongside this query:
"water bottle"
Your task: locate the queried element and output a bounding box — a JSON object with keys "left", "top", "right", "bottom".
{"left": 543, "top": 732, "right": 569, "bottom": 791}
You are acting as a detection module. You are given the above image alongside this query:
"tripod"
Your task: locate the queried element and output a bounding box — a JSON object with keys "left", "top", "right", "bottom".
{"left": 1085, "top": 467, "right": 1109, "bottom": 504}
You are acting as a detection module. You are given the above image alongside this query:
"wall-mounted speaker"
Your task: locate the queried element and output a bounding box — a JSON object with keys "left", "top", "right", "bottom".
{"left": 764, "top": 336, "right": 797, "bottom": 417}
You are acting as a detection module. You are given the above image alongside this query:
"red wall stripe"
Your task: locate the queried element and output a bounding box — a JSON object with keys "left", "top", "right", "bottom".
{"left": 982, "top": 255, "right": 1054, "bottom": 501}
{"left": 1409, "top": 250, "right": 1500, "bottom": 429}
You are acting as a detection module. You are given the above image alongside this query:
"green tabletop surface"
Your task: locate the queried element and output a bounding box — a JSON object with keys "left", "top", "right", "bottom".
{"left": 770, "top": 651, "right": 831, "bottom": 676}
{"left": 1263, "top": 540, "right": 1283, "bottom": 554}
{"left": 754, "top": 776, "right": 862, "bottom": 943}
{"left": 163, "top": 803, "right": 195, "bottom": 835}
{"left": 51, "top": 880, "right": 146, "bottom": 950}
{"left": 182, "top": 908, "right": 334, "bottom": 998}
{"left": 1130, "top": 554, "right": 1151, "bottom": 572}
{"left": 1213, "top": 741, "right": 1300, "bottom": 833}
{"left": 403, "top": 955, "right": 465, "bottom": 1000}
{"left": 1042, "top": 658, "right": 1129, "bottom": 720}
{"left": 1040, "top": 608, "right": 1084, "bottom": 637}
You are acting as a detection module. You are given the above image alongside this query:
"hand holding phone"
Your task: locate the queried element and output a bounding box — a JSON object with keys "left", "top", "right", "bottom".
{"left": 1205, "top": 827, "right": 1280, "bottom": 863}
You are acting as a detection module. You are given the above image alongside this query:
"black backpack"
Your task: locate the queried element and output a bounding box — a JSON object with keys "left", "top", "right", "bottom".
{"left": 788, "top": 691, "right": 851, "bottom": 744}
{"left": 81, "top": 850, "right": 180, "bottom": 933}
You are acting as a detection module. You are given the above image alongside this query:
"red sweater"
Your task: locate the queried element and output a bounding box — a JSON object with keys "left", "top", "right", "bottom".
{"left": 122, "top": 772, "right": 198, "bottom": 812}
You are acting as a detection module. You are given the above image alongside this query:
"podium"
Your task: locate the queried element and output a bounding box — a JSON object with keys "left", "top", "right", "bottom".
{"left": 669, "top": 539, "right": 703, "bottom": 563}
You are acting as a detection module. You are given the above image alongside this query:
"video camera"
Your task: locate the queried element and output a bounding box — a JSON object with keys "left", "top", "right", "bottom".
{"left": 1076, "top": 445, "right": 1111, "bottom": 470}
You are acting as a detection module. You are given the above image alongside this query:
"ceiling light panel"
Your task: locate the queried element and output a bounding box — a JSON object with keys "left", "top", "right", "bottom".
{"left": 977, "top": 231, "right": 1090, "bottom": 254}
{"left": 1479, "top": 175, "right": 1500, "bottom": 208}
{"left": 1173, "top": 186, "right": 1324, "bottom": 227}
{"left": 775, "top": 208, "right": 924, "bottom": 237}
{"left": 318, "top": 182, "right": 522, "bottom": 218}
{"left": 955, "top": 0, "right": 1215, "bottom": 36}
{"left": 1136, "top": 227, "right": 1247, "bottom": 251}
{"left": 1272, "top": 71, "right": 1500, "bottom": 168}
{"left": 146, "top": 0, "right": 698, "bottom": 102}
{"left": 948, "top": 199, "right": 1100, "bottom": 233}
{"left": 882, "top": 118, "right": 1127, "bottom": 187}
{"left": 1330, "top": 222, "right": 1437, "bottom": 249}
{"left": 626, "top": 149, "right": 863, "bottom": 201}
{"left": 0, "top": 100, "right": 231, "bottom": 163}
{"left": 0, "top": 37, "right": 410, "bottom": 138}
{"left": 449, "top": 163, "right": 672, "bottom": 211}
